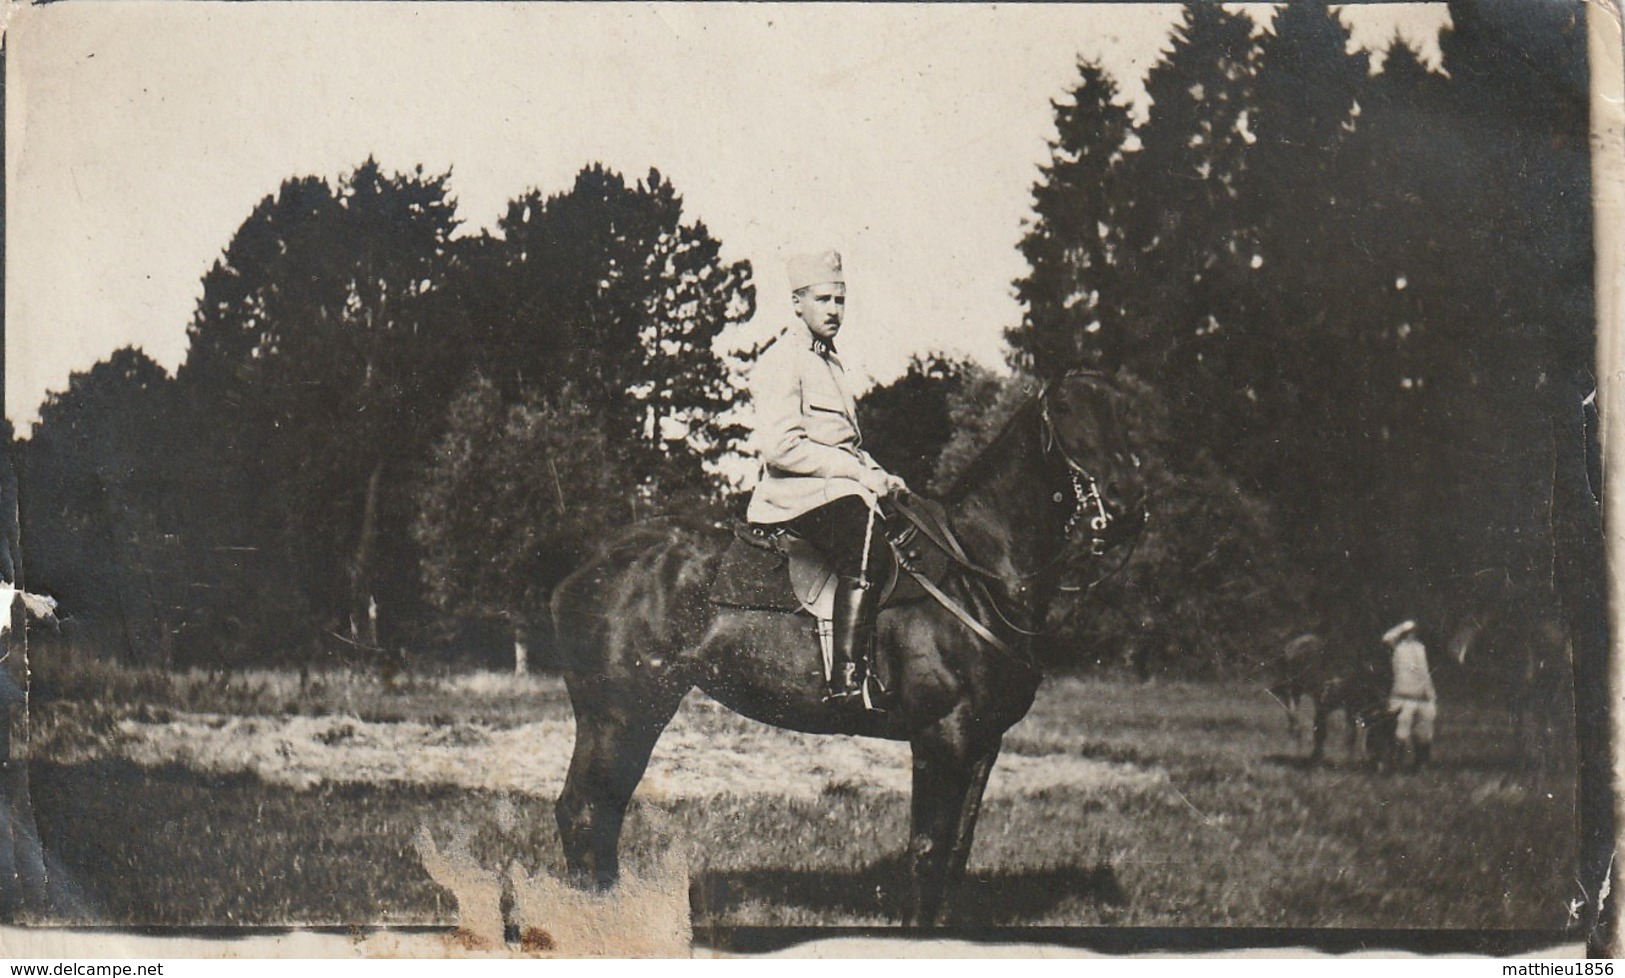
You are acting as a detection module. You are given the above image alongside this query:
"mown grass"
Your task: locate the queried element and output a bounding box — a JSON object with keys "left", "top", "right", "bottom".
{"left": 23, "top": 670, "right": 1578, "bottom": 933}
{"left": 28, "top": 661, "right": 569, "bottom": 728}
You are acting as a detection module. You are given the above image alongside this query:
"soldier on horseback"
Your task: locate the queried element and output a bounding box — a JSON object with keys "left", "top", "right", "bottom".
{"left": 745, "top": 250, "right": 907, "bottom": 709}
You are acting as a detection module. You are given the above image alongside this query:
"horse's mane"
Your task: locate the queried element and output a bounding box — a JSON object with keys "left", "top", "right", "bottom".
{"left": 941, "top": 393, "right": 1044, "bottom": 504}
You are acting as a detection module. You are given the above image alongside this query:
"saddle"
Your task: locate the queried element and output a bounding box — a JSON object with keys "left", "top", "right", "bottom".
{"left": 706, "top": 497, "right": 953, "bottom": 617}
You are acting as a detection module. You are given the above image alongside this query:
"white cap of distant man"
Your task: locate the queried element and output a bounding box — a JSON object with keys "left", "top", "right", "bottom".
{"left": 1382, "top": 619, "right": 1418, "bottom": 645}
{"left": 787, "top": 250, "right": 844, "bottom": 292}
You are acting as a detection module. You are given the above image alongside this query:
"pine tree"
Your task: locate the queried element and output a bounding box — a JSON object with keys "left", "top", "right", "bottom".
{"left": 1009, "top": 62, "right": 1133, "bottom": 376}
{"left": 1234, "top": 2, "right": 1374, "bottom": 599}
{"left": 1116, "top": 2, "right": 1258, "bottom": 419}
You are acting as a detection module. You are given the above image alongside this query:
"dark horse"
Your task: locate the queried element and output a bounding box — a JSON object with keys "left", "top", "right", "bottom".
{"left": 549, "top": 371, "right": 1147, "bottom": 925}
{"left": 1267, "top": 632, "right": 1391, "bottom": 765}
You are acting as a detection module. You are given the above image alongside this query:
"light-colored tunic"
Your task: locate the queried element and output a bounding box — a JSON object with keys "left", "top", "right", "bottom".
{"left": 1390, "top": 637, "right": 1435, "bottom": 701}
{"left": 745, "top": 330, "right": 884, "bottom": 524}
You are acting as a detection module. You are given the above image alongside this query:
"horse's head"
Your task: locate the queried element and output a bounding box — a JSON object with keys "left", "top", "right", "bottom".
{"left": 1038, "top": 371, "right": 1148, "bottom": 556}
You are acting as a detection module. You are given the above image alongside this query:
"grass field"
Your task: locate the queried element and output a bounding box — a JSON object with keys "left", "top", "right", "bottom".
{"left": 21, "top": 665, "right": 1580, "bottom": 941}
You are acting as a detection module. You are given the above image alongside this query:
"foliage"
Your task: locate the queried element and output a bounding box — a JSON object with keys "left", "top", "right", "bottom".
{"left": 1008, "top": 62, "right": 1133, "bottom": 374}
{"left": 855, "top": 354, "right": 988, "bottom": 493}
{"left": 25, "top": 160, "right": 753, "bottom": 666}
{"left": 412, "top": 373, "right": 621, "bottom": 625}
{"left": 415, "top": 167, "right": 755, "bottom": 631}
{"left": 1056, "top": 372, "right": 1304, "bottom": 675}
{"left": 1117, "top": 1, "right": 1258, "bottom": 393}
{"left": 19, "top": 350, "right": 303, "bottom": 669}
{"left": 457, "top": 165, "right": 757, "bottom": 504}
{"left": 17, "top": 0, "right": 1593, "bottom": 680}
{"left": 21, "top": 350, "right": 183, "bottom": 665}
{"left": 931, "top": 368, "right": 1033, "bottom": 493}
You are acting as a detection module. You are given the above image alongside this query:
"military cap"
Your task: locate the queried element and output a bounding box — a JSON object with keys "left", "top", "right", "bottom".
{"left": 787, "top": 250, "right": 844, "bottom": 292}
{"left": 1382, "top": 619, "right": 1418, "bottom": 645}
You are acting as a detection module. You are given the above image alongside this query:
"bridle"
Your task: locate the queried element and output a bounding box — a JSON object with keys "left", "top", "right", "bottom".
{"left": 1036, "top": 376, "right": 1149, "bottom": 594}
{"left": 1039, "top": 388, "right": 1114, "bottom": 557}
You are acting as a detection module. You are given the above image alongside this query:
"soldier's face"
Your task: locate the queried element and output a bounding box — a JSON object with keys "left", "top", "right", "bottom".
{"left": 794, "top": 283, "right": 846, "bottom": 341}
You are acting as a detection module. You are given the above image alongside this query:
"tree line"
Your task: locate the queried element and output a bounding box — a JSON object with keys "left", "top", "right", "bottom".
{"left": 18, "top": 163, "right": 755, "bottom": 671}
{"left": 1004, "top": 0, "right": 1593, "bottom": 671}
{"left": 12, "top": 0, "right": 1593, "bottom": 678}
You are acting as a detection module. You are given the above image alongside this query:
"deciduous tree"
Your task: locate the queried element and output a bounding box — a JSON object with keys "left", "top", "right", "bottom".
{"left": 179, "top": 159, "right": 471, "bottom": 650}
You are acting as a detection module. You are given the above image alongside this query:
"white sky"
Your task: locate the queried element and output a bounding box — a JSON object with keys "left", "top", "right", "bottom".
{"left": 5, "top": 2, "right": 1449, "bottom": 433}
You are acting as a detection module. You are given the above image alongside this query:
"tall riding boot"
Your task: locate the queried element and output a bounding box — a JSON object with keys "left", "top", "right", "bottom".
{"left": 828, "top": 576, "right": 877, "bottom": 706}
{"left": 1413, "top": 742, "right": 1430, "bottom": 771}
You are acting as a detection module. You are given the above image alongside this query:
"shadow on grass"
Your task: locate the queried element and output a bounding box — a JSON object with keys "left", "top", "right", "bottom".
{"left": 690, "top": 855, "right": 1125, "bottom": 926}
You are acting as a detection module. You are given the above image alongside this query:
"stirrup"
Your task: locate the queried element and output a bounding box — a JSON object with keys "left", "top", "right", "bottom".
{"left": 858, "top": 672, "right": 891, "bottom": 713}
{"left": 825, "top": 662, "right": 862, "bottom": 703}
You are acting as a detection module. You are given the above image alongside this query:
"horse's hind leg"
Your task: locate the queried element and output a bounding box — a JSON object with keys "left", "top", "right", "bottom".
{"left": 1309, "top": 700, "right": 1330, "bottom": 763}
{"left": 555, "top": 685, "right": 685, "bottom": 889}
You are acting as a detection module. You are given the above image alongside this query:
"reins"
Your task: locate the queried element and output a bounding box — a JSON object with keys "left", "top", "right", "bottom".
{"left": 886, "top": 497, "right": 1041, "bottom": 669}
{"left": 895, "top": 559, "right": 1039, "bottom": 671}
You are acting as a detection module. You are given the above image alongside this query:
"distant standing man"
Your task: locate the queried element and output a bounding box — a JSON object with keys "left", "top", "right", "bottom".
{"left": 746, "top": 251, "right": 907, "bottom": 708}
{"left": 1382, "top": 619, "right": 1437, "bottom": 771}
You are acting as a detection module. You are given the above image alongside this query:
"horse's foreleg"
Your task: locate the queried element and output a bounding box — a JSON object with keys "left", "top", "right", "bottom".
{"left": 1283, "top": 694, "right": 1302, "bottom": 744}
{"left": 905, "top": 729, "right": 988, "bottom": 926}
{"left": 943, "top": 741, "right": 1000, "bottom": 891}
{"left": 555, "top": 690, "right": 683, "bottom": 890}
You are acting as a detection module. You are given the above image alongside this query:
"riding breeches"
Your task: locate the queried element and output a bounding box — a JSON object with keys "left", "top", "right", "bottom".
{"left": 786, "top": 495, "right": 889, "bottom": 583}
{"left": 1389, "top": 696, "right": 1436, "bottom": 745}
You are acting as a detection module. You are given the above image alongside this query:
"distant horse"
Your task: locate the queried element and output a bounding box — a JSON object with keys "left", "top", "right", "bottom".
{"left": 1266, "top": 632, "right": 1390, "bottom": 764}
{"left": 1449, "top": 592, "right": 1573, "bottom": 786}
{"left": 549, "top": 372, "right": 1147, "bottom": 925}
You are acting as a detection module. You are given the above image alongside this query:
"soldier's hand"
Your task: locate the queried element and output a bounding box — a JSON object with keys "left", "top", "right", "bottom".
{"left": 884, "top": 474, "right": 910, "bottom": 497}
{"left": 858, "top": 468, "right": 892, "bottom": 496}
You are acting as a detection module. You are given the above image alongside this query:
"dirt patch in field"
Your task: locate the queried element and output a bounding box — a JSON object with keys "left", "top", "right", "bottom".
{"left": 41, "top": 698, "right": 1164, "bottom": 802}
